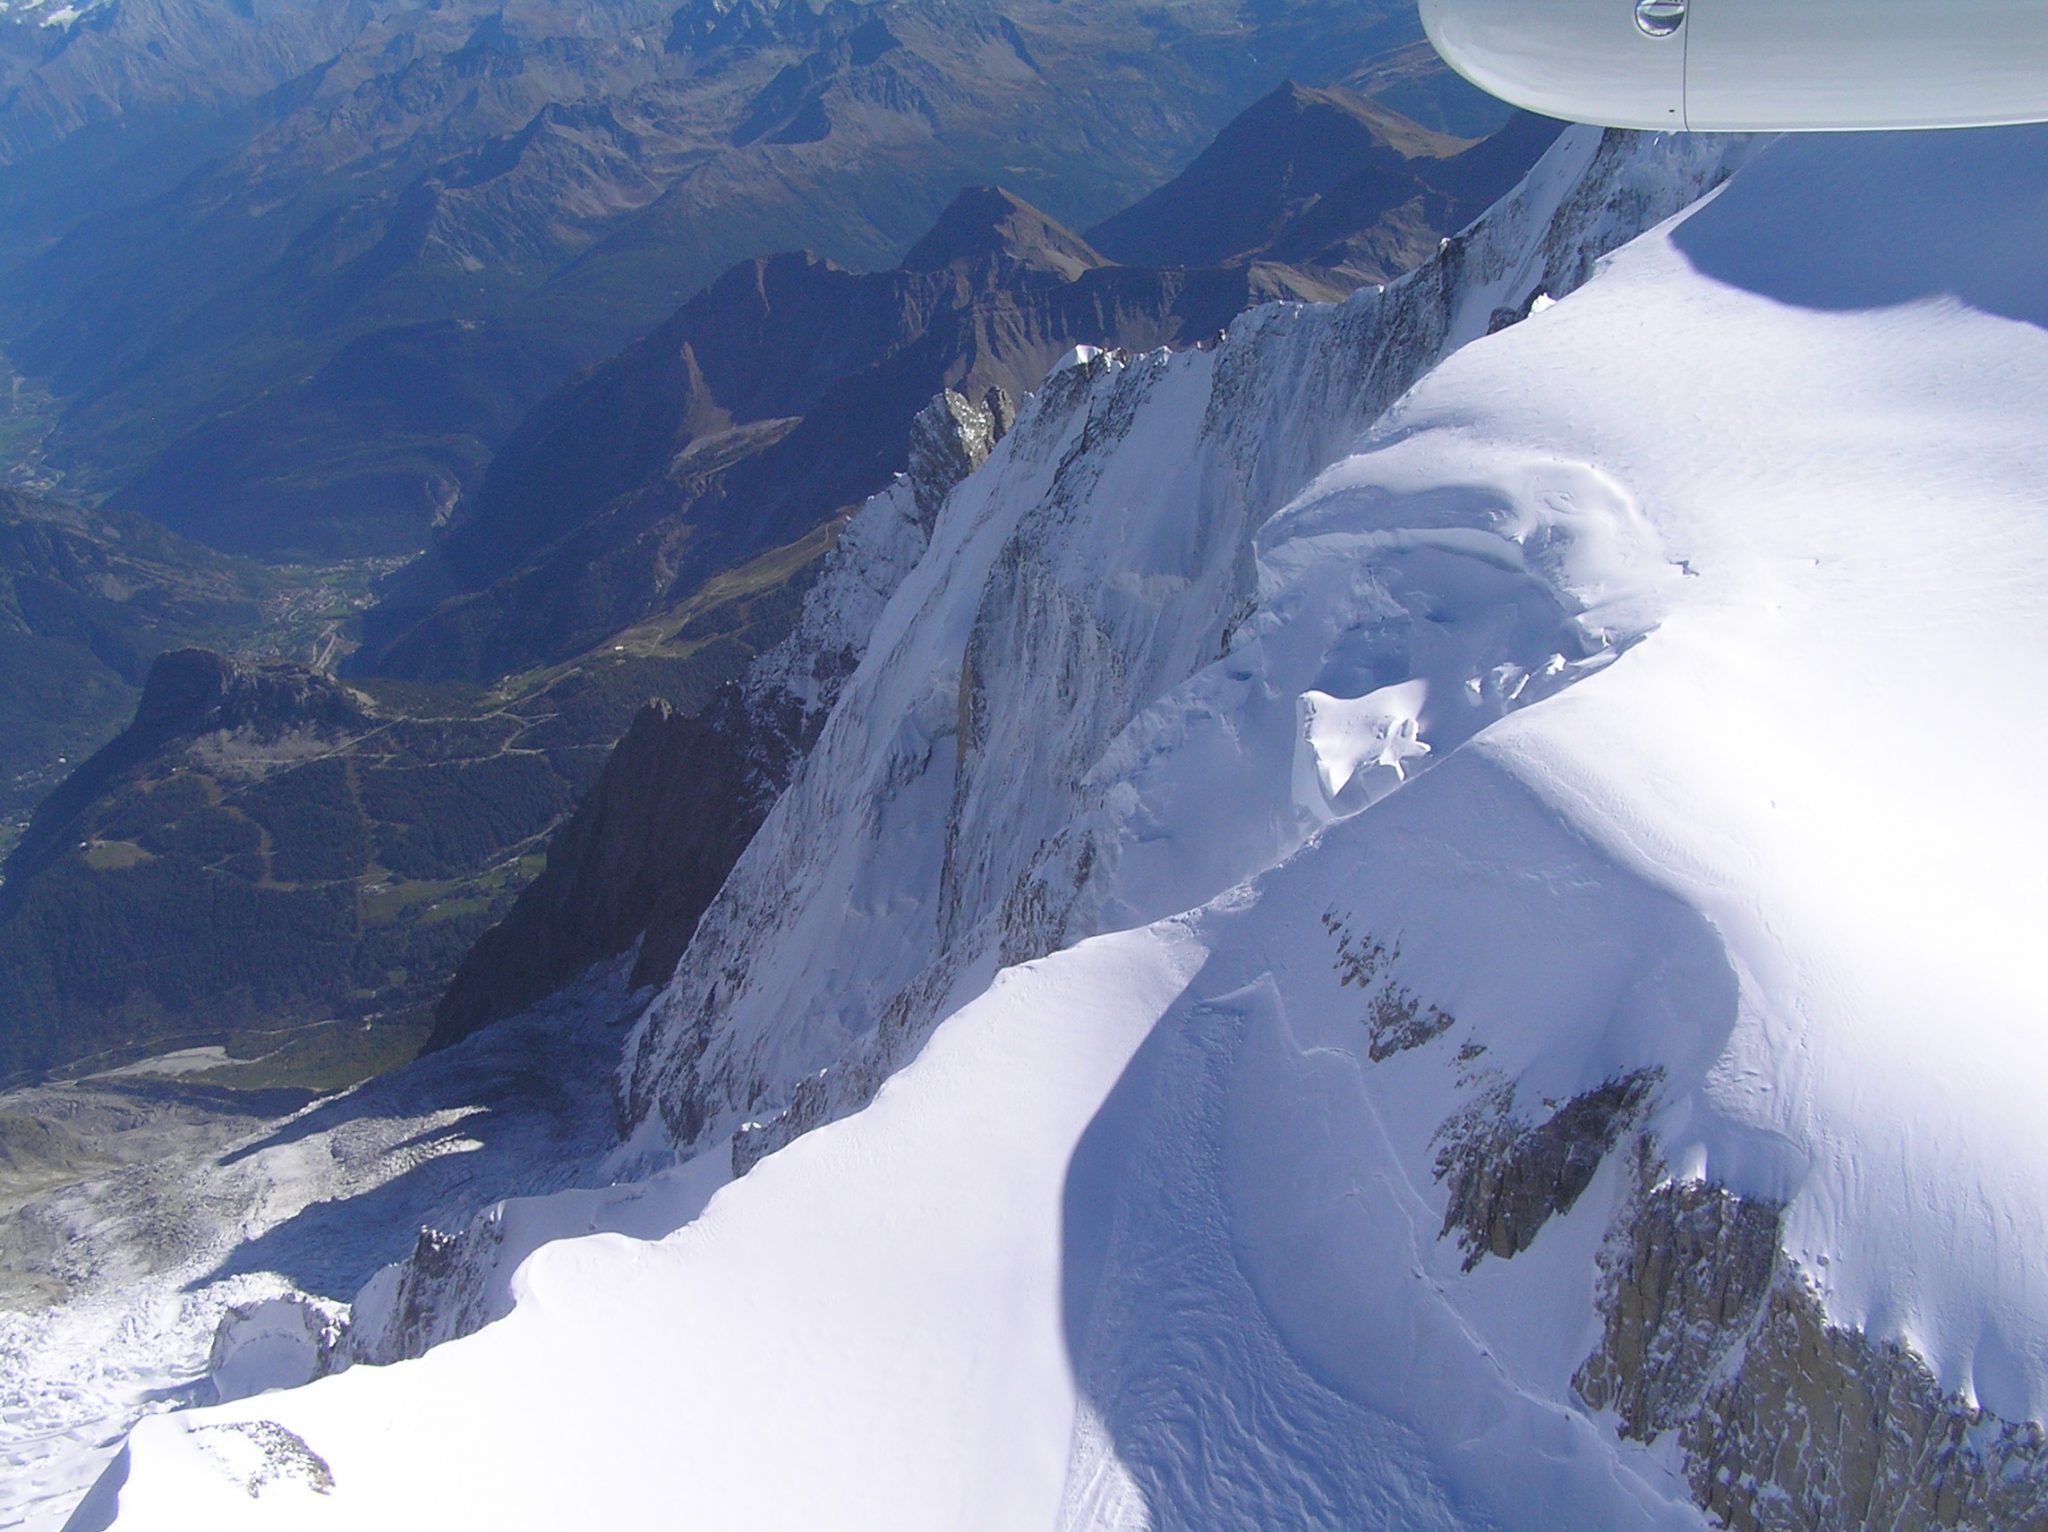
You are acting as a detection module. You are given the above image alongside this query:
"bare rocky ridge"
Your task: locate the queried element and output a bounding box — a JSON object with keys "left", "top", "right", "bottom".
{"left": 1575, "top": 1154, "right": 1783, "bottom": 1441}
{"left": 429, "top": 386, "right": 1008, "bottom": 1051}
{"left": 1433, "top": 1071, "right": 1657, "bottom": 1270}
{"left": 0, "top": 0, "right": 1456, "bottom": 556}
{"left": 1087, "top": 80, "right": 1561, "bottom": 289}
{"left": 350, "top": 119, "right": 1535, "bottom": 688}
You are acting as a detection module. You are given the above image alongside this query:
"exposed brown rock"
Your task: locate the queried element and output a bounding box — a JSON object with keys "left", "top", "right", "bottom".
{"left": 1434, "top": 1072, "right": 1655, "bottom": 1270}
{"left": 1577, "top": 1150, "right": 2048, "bottom": 1531}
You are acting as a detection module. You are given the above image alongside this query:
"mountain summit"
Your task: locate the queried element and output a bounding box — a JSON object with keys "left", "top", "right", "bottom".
{"left": 1088, "top": 79, "right": 1557, "bottom": 281}
{"left": 900, "top": 186, "right": 1108, "bottom": 280}
{"left": 90, "top": 123, "right": 2048, "bottom": 1531}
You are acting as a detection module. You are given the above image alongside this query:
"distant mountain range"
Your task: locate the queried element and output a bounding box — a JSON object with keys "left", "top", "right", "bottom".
{"left": 356, "top": 83, "right": 1557, "bottom": 683}
{"left": 0, "top": 64, "right": 1552, "bottom": 1084}
{"left": 0, "top": 0, "right": 1493, "bottom": 560}
{"left": 1091, "top": 82, "right": 1562, "bottom": 282}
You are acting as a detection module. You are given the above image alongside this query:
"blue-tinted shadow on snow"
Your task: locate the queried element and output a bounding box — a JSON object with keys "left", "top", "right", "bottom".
{"left": 1671, "top": 125, "right": 2048, "bottom": 329}
{"left": 1055, "top": 768, "right": 1751, "bottom": 1528}
{"left": 1056, "top": 984, "right": 1473, "bottom": 1531}
{"left": 185, "top": 1000, "right": 626, "bottom": 1299}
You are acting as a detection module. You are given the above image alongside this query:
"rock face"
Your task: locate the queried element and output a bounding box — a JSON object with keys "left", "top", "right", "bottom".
{"left": 1434, "top": 1070, "right": 1655, "bottom": 1270}
{"left": 427, "top": 696, "right": 779, "bottom": 1049}
{"left": 429, "top": 387, "right": 1008, "bottom": 1050}
{"left": 1575, "top": 1160, "right": 1782, "bottom": 1440}
{"left": 1685, "top": 1283, "right": 2048, "bottom": 1532}
{"left": 1576, "top": 1158, "right": 2048, "bottom": 1532}
{"left": 340, "top": 1222, "right": 501, "bottom": 1369}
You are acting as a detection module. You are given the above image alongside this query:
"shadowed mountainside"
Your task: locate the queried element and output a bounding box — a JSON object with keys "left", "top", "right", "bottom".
{"left": 357, "top": 92, "right": 1553, "bottom": 685}
{"left": 1087, "top": 81, "right": 1561, "bottom": 283}
{"left": 351, "top": 183, "right": 1314, "bottom": 682}
{"left": 0, "top": 0, "right": 1466, "bottom": 558}
{"left": 0, "top": 490, "right": 279, "bottom": 833}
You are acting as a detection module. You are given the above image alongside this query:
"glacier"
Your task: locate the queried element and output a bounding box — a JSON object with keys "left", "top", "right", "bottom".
{"left": 71, "top": 121, "right": 2048, "bottom": 1530}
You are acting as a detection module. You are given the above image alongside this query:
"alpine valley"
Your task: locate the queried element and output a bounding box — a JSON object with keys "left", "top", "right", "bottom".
{"left": 0, "top": 66, "right": 1546, "bottom": 1087}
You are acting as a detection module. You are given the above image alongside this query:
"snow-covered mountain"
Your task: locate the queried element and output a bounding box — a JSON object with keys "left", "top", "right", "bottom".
{"left": 73, "top": 121, "right": 2048, "bottom": 1531}
{"left": 0, "top": 0, "right": 104, "bottom": 26}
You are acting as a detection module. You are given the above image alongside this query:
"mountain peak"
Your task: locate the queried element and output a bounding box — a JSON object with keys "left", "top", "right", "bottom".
{"left": 131, "top": 648, "right": 367, "bottom": 743}
{"left": 1242, "top": 78, "right": 1463, "bottom": 160}
{"left": 900, "top": 186, "right": 1107, "bottom": 281}
{"left": 1087, "top": 79, "right": 1481, "bottom": 272}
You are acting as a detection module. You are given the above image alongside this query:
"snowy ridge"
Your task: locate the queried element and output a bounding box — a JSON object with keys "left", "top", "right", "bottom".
{"left": 0, "top": 0, "right": 103, "bottom": 27}
{"left": 621, "top": 125, "right": 1751, "bottom": 1162}
{"left": 84, "top": 124, "right": 2048, "bottom": 1529}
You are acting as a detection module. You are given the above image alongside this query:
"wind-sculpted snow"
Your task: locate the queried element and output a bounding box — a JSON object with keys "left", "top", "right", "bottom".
{"left": 83, "top": 125, "right": 2048, "bottom": 1530}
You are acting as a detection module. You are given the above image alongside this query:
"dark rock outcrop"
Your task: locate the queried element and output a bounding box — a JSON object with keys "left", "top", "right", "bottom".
{"left": 1434, "top": 1070, "right": 1656, "bottom": 1270}
{"left": 1575, "top": 1156, "right": 1783, "bottom": 1438}
{"left": 428, "top": 688, "right": 789, "bottom": 1050}
{"left": 429, "top": 387, "right": 1008, "bottom": 1050}
{"left": 1577, "top": 1155, "right": 2048, "bottom": 1532}
{"left": 128, "top": 649, "right": 366, "bottom": 742}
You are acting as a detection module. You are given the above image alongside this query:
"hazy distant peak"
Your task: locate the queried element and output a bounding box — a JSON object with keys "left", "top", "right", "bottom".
{"left": 1247, "top": 78, "right": 1470, "bottom": 160}
{"left": 899, "top": 185, "right": 1108, "bottom": 281}
{"left": 1087, "top": 77, "right": 1544, "bottom": 277}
